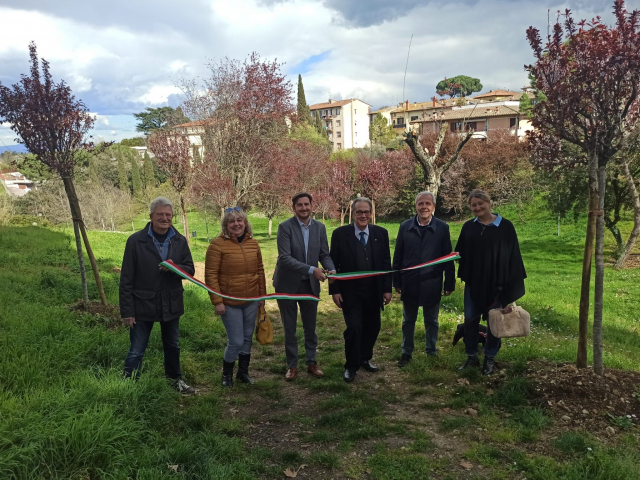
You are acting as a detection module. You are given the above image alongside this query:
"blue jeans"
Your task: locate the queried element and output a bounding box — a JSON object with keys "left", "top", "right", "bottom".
{"left": 463, "top": 286, "right": 502, "bottom": 357}
{"left": 124, "top": 319, "right": 181, "bottom": 379}
{"left": 401, "top": 302, "right": 441, "bottom": 355}
{"left": 221, "top": 303, "right": 259, "bottom": 363}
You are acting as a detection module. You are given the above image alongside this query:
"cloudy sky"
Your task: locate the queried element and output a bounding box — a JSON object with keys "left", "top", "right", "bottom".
{"left": 0, "top": 0, "right": 621, "bottom": 146}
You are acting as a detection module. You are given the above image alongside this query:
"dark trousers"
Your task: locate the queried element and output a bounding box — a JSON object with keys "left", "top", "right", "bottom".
{"left": 342, "top": 291, "right": 381, "bottom": 371}
{"left": 463, "top": 286, "right": 502, "bottom": 358}
{"left": 401, "top": 302, "right": 441, "bottom": 355}
{"left": 123, "top": 318, "right": 181, "bottom": 379}
{"left": 277, "top": 280, "right": 319, "bottom": 369}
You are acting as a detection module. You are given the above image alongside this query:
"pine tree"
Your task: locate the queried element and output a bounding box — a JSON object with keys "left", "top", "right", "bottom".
{"left": 314, "top": 110, "right": 324, "bottom": 136}
{"left": 143, "top": 151, "right": 155, "bottom": 189}
{"left": 131, "top": 153, "right": 142, "bottom": 196}
{"left": 297, "top": 75, "right": 312, "bottom": 124}
{"left": 117, "top": 149, "right": 129, "bottom": 192}
{"left": 519, "top": 93, "right": 533, "bottom": 119}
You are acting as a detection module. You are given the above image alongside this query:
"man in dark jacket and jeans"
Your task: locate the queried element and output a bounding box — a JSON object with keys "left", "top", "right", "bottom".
{"left": 393, "top": 191, "right": 455, "bottom": 367}
{"left": 120, "top": 197, "right": 195, "bottom": 394}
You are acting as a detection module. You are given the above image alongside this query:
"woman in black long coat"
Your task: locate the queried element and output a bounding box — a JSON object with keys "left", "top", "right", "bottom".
{"left": 455, "top": 190, "right": 526, "bottom": 375}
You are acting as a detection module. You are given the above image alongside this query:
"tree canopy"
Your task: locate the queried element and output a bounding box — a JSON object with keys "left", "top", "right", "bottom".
{"left": 436, "top": 75, "right": 482, "bottom": 98}
{"left": 133, "top": 107, "right": 190, "bottom": 134}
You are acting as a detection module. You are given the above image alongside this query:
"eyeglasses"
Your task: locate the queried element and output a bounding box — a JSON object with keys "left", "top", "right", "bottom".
{"left": 355, "top": 210, "right": 371, "bottom": 216}
{"left": 225, "top": 206, "right": 242, "bottom": 213}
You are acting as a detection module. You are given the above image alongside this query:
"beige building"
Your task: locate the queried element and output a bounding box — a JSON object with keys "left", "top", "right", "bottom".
{"left": 390, "top": 98, "right": 463, "bottom": 133}
{"left": 419, "top": 101, "right": 533, "bottom": 139}
{"left": 173, "top": 120, "right": 206, "bottom": 159}
{"left": 309, "top": 98, "right": 372, "bottom": 151}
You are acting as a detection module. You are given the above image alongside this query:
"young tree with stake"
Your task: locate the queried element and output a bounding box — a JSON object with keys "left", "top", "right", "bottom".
{"left": 0, "top": 42, "right": 107, "bottom": 309}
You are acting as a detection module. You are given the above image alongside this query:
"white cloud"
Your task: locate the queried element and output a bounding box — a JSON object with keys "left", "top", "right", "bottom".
{"left": 0, "top": 0, "right": 618, "bottom": 143}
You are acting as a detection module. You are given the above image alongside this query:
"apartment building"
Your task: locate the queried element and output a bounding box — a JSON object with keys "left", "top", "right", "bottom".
{"left": 389, "top": 98, "right": 462, "bottom": 133}
{"left": 309, "top": 98, "right": 372, "bottom": 151}
{"left": 419, "top": 101, "right": 533, "bottom": 139}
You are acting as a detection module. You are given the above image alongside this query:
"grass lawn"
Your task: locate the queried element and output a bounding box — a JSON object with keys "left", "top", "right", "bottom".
{"left": 1, "top": 198, "right": 639, "bottom": 479}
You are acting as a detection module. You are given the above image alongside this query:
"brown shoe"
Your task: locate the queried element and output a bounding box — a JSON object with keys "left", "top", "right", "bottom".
{"left": 285, "top": 367, "right": 298, "bottom": 381}
{"left": 307, "top": 364, "right": 324, "bottom": 378}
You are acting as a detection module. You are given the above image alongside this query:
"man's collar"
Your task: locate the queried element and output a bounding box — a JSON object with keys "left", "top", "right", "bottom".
{"left": 148, "top": 223, "right": 176, "bottom": 240}
{"left": 414, "top": 215, "right": 435, "bottom": 229}
{"left": 296, "top": 216, "right": 312, "bottom": 228}
{"left": 474, "top": 213, "right": 502, "bottom": 227}
{"left": 354, "top": 223, "right": 370, "bottom": 235}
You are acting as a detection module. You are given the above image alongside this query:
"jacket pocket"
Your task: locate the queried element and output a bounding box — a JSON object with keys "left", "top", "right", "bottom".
{"left": 170, "top": 286, "right": 185, "bottom": 315}
{"left": 133, "top": 290, "right": 157, "bottom": 317}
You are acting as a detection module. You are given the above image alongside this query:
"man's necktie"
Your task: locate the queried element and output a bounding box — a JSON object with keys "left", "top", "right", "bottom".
{"left": 359, "top": 231, "right": 366, "bottom": 246}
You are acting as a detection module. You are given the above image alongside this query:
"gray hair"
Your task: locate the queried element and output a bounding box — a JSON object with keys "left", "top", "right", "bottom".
{"left": 415, "top": 191, "right": 436, "bottom": 205}
{"left": 351, "top": 197, "right": 373, "bottom": 212}
{"left": 149, "top": 197, "right": 174, "bottom": 215}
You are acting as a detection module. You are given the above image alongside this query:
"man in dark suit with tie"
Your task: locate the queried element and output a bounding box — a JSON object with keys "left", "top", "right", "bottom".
{"left": 329, "top": 197, "right": 392, "bottom": 383}
{"left": 273, "top": 192, "right": 336, "bottom": 381}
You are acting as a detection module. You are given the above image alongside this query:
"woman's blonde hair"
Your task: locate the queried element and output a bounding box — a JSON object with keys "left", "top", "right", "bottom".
{"left": 221, "top": 209, "right": 253, "bottom": 239}
{"left": 468, "top": 189, "right": 492, "bottom": 205}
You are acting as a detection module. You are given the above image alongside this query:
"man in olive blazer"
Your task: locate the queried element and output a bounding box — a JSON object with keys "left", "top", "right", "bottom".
{"left": 273, "top": 192, "right": 335, "bottom": 381}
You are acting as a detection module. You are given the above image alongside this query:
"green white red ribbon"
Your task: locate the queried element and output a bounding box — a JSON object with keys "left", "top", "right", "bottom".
{"left": 160, "top": 252, "right": 460, "bottom": 302}
{"left": 326, "top": 252, "right": 461, "bottom": 280}
{"left": 160, "top": 260, "right": 321, "bottom": 302}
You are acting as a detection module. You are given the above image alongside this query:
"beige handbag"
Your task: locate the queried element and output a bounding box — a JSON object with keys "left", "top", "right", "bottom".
{"left": 488, "top": 303, "right": 530, "bottom": 338}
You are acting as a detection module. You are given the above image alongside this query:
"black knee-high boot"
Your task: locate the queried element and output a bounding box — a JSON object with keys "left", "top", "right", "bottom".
{"left": 222, "top": 360, "right": 235, "bottom": 388}
{"left": 236, "top": 353, "right": 254, "bottom": 385}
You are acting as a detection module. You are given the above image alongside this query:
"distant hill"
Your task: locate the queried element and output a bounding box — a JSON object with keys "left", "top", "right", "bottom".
{"left": 0, "top": 145, "right": 28, "bottom": 154}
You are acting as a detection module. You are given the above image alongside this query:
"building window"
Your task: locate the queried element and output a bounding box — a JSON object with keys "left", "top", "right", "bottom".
{"left": 336, "top": 120, "right": 341, "bottom": 127}
{"left": 510, "top": 117, "right": 517, "bottom": 128}
{"left": 411, "top": 116, "right": 419, "bottom": 121}
{"left": 355, "top": 131, "right": 357, "bottom": 137}
{"left": 335, "top": 108, "right": 341, "bottom": 115}
{"left": 467, "top": 121, "right": 477, "bottom": 131}
{"left": 337, "top": 131, "right": 341, "bottom": 138}
{"left": 337, "top": 143, "right": 342, "bottom": 150}
{"left": 397, "top": 117, "right": 405, "bottom": 125}
{"left": 354, "top": 109, "right": 356, "bottom": 114}
{"left": 354, "top": 120, "right": 357, "bottom": 126}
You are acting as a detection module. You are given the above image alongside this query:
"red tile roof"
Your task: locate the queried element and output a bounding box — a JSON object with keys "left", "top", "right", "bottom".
{"left": 309, "top": 98, "right": 372, "bottom": 110}
{"left": 472, "top": 90, "right": 520, "bottom": 99}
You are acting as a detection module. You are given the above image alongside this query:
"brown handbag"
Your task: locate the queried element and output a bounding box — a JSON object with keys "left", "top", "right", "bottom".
{"left": 488, "top": 303, "right": 531, "bottom": 338}
{"left": 255, "top": 305, "right": 274, "bottom": 345}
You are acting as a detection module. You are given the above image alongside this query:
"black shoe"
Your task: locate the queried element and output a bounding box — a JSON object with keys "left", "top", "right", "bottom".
{"left": 343, "top": 369, "right": 356, "bottom": 383}
{"left": 483, "top": 356, "right": 496, "bottom": 375}
{"left": 236, "top": 353, "right": 254, "bottom": 385}
{"left": 222, "top": 360, "right": 235, "bottom": 388}
{"left": 360, "top": 360, "right": 379, "bottom": 372}
{"left": 398, "top": 354, "right": 412, "bottom": 368}
{"left": 458, "top": 355, "right": 480, "bottom": 371}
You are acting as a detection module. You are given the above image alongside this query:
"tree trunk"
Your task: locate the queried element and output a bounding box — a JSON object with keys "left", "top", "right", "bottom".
{"left": 348, "top": 202, "right": 352, "bottom": 222}
{"left": 340, "top": 207, "right": 345, "bottom": 226}
{"left": 73, "top": 218, "right": 89, "bottom": 311}
{"left": 604, "top": 216, "right": 624, "bottom": 257}
{"left": 614, "top": 159, "right": 640, "bottom": 269}
{"left": 180, "top": 194, "right": 190, "bottom": 246}
{"left": 268, "top": 217, "right": 273, "bottom": 237}
{"left": 577, "top": 154, "right": 598, "bottom": 369}
{"left": 593, "top": 163, "right": 607, "bottom": 375}
{"left": 372, "top": 199, "right": 376, "bottom": 225}
{"left": 62, "top": 176, "right": 108, "bottom": 306}
{"left": 322, "top": 212, "right": 325, "bottom": 224}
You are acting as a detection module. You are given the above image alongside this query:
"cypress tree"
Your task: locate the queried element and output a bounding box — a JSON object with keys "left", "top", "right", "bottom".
{"left": 297, "top": 75, "right": 312, "bottom": 124}
{"left": 143, "top": 151, "right": 155, "bottom": 189}
{"left": 117, "top": 149, "right": 129, "bottom": 192}
{"left": 130, "top": 153, "right": 142, "bottom": 196}
{"left": 314, "top": 109, "right": 324, "bottom": 136}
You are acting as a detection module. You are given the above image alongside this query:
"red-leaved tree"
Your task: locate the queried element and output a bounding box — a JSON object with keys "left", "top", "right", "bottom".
{"left": 526, "top": 0, "right": 640, "bottom": 373}
{"left": 0, "top": 42, "right": 107, "bottom": 309}
{"left": 148, "top": 130, "right": 193, "bottom": 245}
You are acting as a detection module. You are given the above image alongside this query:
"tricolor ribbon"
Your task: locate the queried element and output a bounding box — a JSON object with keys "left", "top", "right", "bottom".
{"left": 326, "top": 252, "right": 461, "bottom": 280}
{"left": 160, "top": 260, "right": 321, "bottom": 302}
{"left": 160, "top": 252, "right": 460, "bottom": 302}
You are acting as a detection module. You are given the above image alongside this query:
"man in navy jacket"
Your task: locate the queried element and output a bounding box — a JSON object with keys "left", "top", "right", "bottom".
{"left": 393, "top": 191, "right": 455, "bottom": 367}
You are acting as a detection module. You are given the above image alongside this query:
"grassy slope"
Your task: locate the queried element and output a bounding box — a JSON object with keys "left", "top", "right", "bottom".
{"left": 1, "top": 199, "right": 639, "bottom": 479}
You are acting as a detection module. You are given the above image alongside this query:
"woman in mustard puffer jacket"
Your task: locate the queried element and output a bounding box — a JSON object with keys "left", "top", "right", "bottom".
{"left": 205, "top": 207, "right": 266, "bottom": 388}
